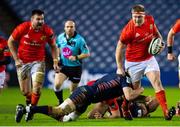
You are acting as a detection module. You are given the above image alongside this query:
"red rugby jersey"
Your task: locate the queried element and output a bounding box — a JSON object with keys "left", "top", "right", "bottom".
{"left": 11, "top": 21, "right": 55, "bottom": 63}
{"left": 119, "top": 15, "right": 159, "bottom": 62}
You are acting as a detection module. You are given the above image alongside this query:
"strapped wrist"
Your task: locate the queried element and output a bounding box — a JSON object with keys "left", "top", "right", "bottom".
{"left": 53, "top": 59, "right": 58, "bottom": 64}
{"left": 167, "top": 46, "right": 173, "bottom": 53}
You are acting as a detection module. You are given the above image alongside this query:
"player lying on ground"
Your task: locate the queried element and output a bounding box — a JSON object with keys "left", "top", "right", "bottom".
{"left": 87, "top": 95, "right": 159, "bottom": 119}
{"left": 15, "top": 73, "right": 176, "bottom": 123}
{"left": 15, "top": 73, "right": 145, "bottom": 123}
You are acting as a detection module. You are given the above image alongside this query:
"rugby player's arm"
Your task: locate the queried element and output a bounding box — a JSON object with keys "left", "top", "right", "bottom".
{"left": 123, "top": 87, "right": 144, "bottom": 101}
{"left": 49, "top": 42, "right": 58, "bottom": 60}
{"left": 115, "top": 40, "right": 126, "bottom": 75}
{"left": 154, "top": 25, "right": 163, "bottom": 40}
{"left": 7, "top": 36, "right": 19, "bottom": 61}
{"left": 167, "top": 28, "right": 175, "bottom": 47}
{"left": 49, "top": 40, "right": 58, "bottom": 62}
{"left": 167, "top": 28, "right": 176, "bottom": 61}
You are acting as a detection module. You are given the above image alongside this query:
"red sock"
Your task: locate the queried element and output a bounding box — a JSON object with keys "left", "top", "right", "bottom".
{"left": 31, "top": 93, "right": 40, "bottom": 106}
{"left": 155, "top": 90, "right": 168, "bottom": 116}
{"left": 26, "top": 93, "right": 32, "bottom": 105}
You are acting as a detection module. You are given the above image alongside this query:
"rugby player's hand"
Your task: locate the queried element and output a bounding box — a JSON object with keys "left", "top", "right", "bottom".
{"left": 167, "top": 53, "right": 176, "bottom": 61}
{"left": 15, "top": 59, "right": 23, "bottom": 68}
{"left": 53, "top": 64, "right": 61, "bottom": 73}
{"left": 116, "top": 68, "right": 125, "bottom": 76}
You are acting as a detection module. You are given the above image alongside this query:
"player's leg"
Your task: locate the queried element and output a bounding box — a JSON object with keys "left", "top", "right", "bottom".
{"left": 145, "top": 57, "right": 175, "bottom": 120}
{"left": 62, "top": 85, "right": 91, "bottom": 122}
{"left": 15, "top": 98, "right": 76, "bottom": 123}
{"left": 17, "top": 65, "right": 32, "bottom": 105}
{"left": 62, "top": 102, "right": 89, "bottom": 122}
{"left": 69, "top": 82, "right": 78, "bottom": 94}
{"left": 124, "top": 61, "right": 145, "bottom": 120}
{"left": 24, "top": 62, "right": 45, "bottom": 122}
{"left": 31, "top": 62, "right": 45, "bottom": 106}
{"left": 69, "top": 66, "right": 82, "bottom": 94}
{"left": 54, "top": 72, "right": 67, "bottom": 105}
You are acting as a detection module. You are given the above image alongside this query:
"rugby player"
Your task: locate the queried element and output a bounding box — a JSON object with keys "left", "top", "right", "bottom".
{"left": 8, "top": 9, "right": 59, "bottom": 121}
{"left": 87, "top": 95, "right": 159, "bottom": 119}
{"left": 115, "top": 4, "right": 174, "bottom": 120}
{"left": 0, "top": 36, "right": 11, "bottom": 93}
{"left": 15, "top": 73, "right": 144, "bottom": 123}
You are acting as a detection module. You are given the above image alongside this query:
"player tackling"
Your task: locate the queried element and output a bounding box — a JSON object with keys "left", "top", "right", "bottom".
{"left": 115, "top": 4, "right": 175, "bottom": 120}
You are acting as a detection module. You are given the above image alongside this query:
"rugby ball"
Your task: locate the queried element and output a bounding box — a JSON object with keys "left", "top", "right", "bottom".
{"left": 148, "top": 37, "right": 164, "bottom": 55}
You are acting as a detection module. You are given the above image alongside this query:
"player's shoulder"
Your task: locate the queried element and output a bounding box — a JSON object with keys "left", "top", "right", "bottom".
{"left": 56, "top": 33, "right": 65, "bottom": 44}
{"left": 174, "top": 19, "right": 180, "bottom": 25}
{"left": 42, "top": 24, "right": 54, "bottom": 35}
{"left": 122, "top": 19, "right": 134, "bottom": 34}
{"left": 16, "top": 21, "right": 31, "bottom": 30}
{"left": 57, "top": 33, "right": 65, "bottom": 39}
{"left": 145, "top": 15, "right": 155, "bottom": 22}
{"left": 76, "top": 33, "right": 86, "bottom": 43}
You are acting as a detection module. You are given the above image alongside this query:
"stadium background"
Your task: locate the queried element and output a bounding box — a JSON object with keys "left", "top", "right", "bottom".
{"left": 0, "top": 0, "right": 179, "bottom": 88}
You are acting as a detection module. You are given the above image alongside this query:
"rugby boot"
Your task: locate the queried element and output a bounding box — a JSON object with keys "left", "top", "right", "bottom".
{"left": 25, "top": 104, "right": 34, "bottom": 122}
{"left": 15, "top": 104, "right": 26, "bottom": 123}
{"left": 164, "top": 106, "right": 176, "bottom": 120}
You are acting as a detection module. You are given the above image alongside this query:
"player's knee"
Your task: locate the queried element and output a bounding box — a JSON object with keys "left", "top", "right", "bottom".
{"left": 32, "top": 72, "right": 44, "bottom": 84}
{"left": 54, "top": 83, "right": 62, "bottom": 90}
{"left": 58, "top": 99, "right": 76, "bottom": 115}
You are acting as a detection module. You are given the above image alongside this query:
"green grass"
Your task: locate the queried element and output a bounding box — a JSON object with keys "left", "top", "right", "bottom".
{"left": 0, "top": 87, "right": 180, "bottom": 126}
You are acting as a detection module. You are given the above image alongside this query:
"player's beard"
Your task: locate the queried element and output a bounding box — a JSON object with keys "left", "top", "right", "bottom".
{"left": 36, "top": 23, "right": 43, "bottom": 30}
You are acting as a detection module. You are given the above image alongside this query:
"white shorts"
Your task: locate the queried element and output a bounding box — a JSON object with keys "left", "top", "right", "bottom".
{"left": 17, "top": 61, "right": 45, "bottom": 82}
{"left": 0, "top": 71, "right": 5, "bottom": 88}
{"left": 125, "top": 56, "right": 160, "bottom": 83}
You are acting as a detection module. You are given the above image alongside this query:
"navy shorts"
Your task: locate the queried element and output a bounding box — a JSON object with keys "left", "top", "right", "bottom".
{"left": 60, "top": 66, "right": 82, "bottom": 83}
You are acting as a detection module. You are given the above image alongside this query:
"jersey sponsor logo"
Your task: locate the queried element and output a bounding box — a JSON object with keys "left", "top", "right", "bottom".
{"left": 135, "top": 33, "right": 140, "bottom": 38}
{"left": 40, "top": 35, "right": 46, "bottom": 41}
{"left": 62, "top": 47, "right": 72, "bottom": 58}
{"left": 24, "top": 34, "right": 29, "bottom": 39}
{"left": 24, "top": 41, "right": 41, "bottom": 46}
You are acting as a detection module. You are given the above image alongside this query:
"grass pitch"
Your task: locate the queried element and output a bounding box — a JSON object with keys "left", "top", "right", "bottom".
{"left": 0, "top": 87, "right": 179, "bottom": 126}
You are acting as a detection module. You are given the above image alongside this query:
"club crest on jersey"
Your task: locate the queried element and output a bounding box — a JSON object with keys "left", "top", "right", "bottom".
{"left": 40, "top": 35, "right": 46, "bottom": 41}
{"left": 150, "top": 24, "right": 153, "bottom": 30}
